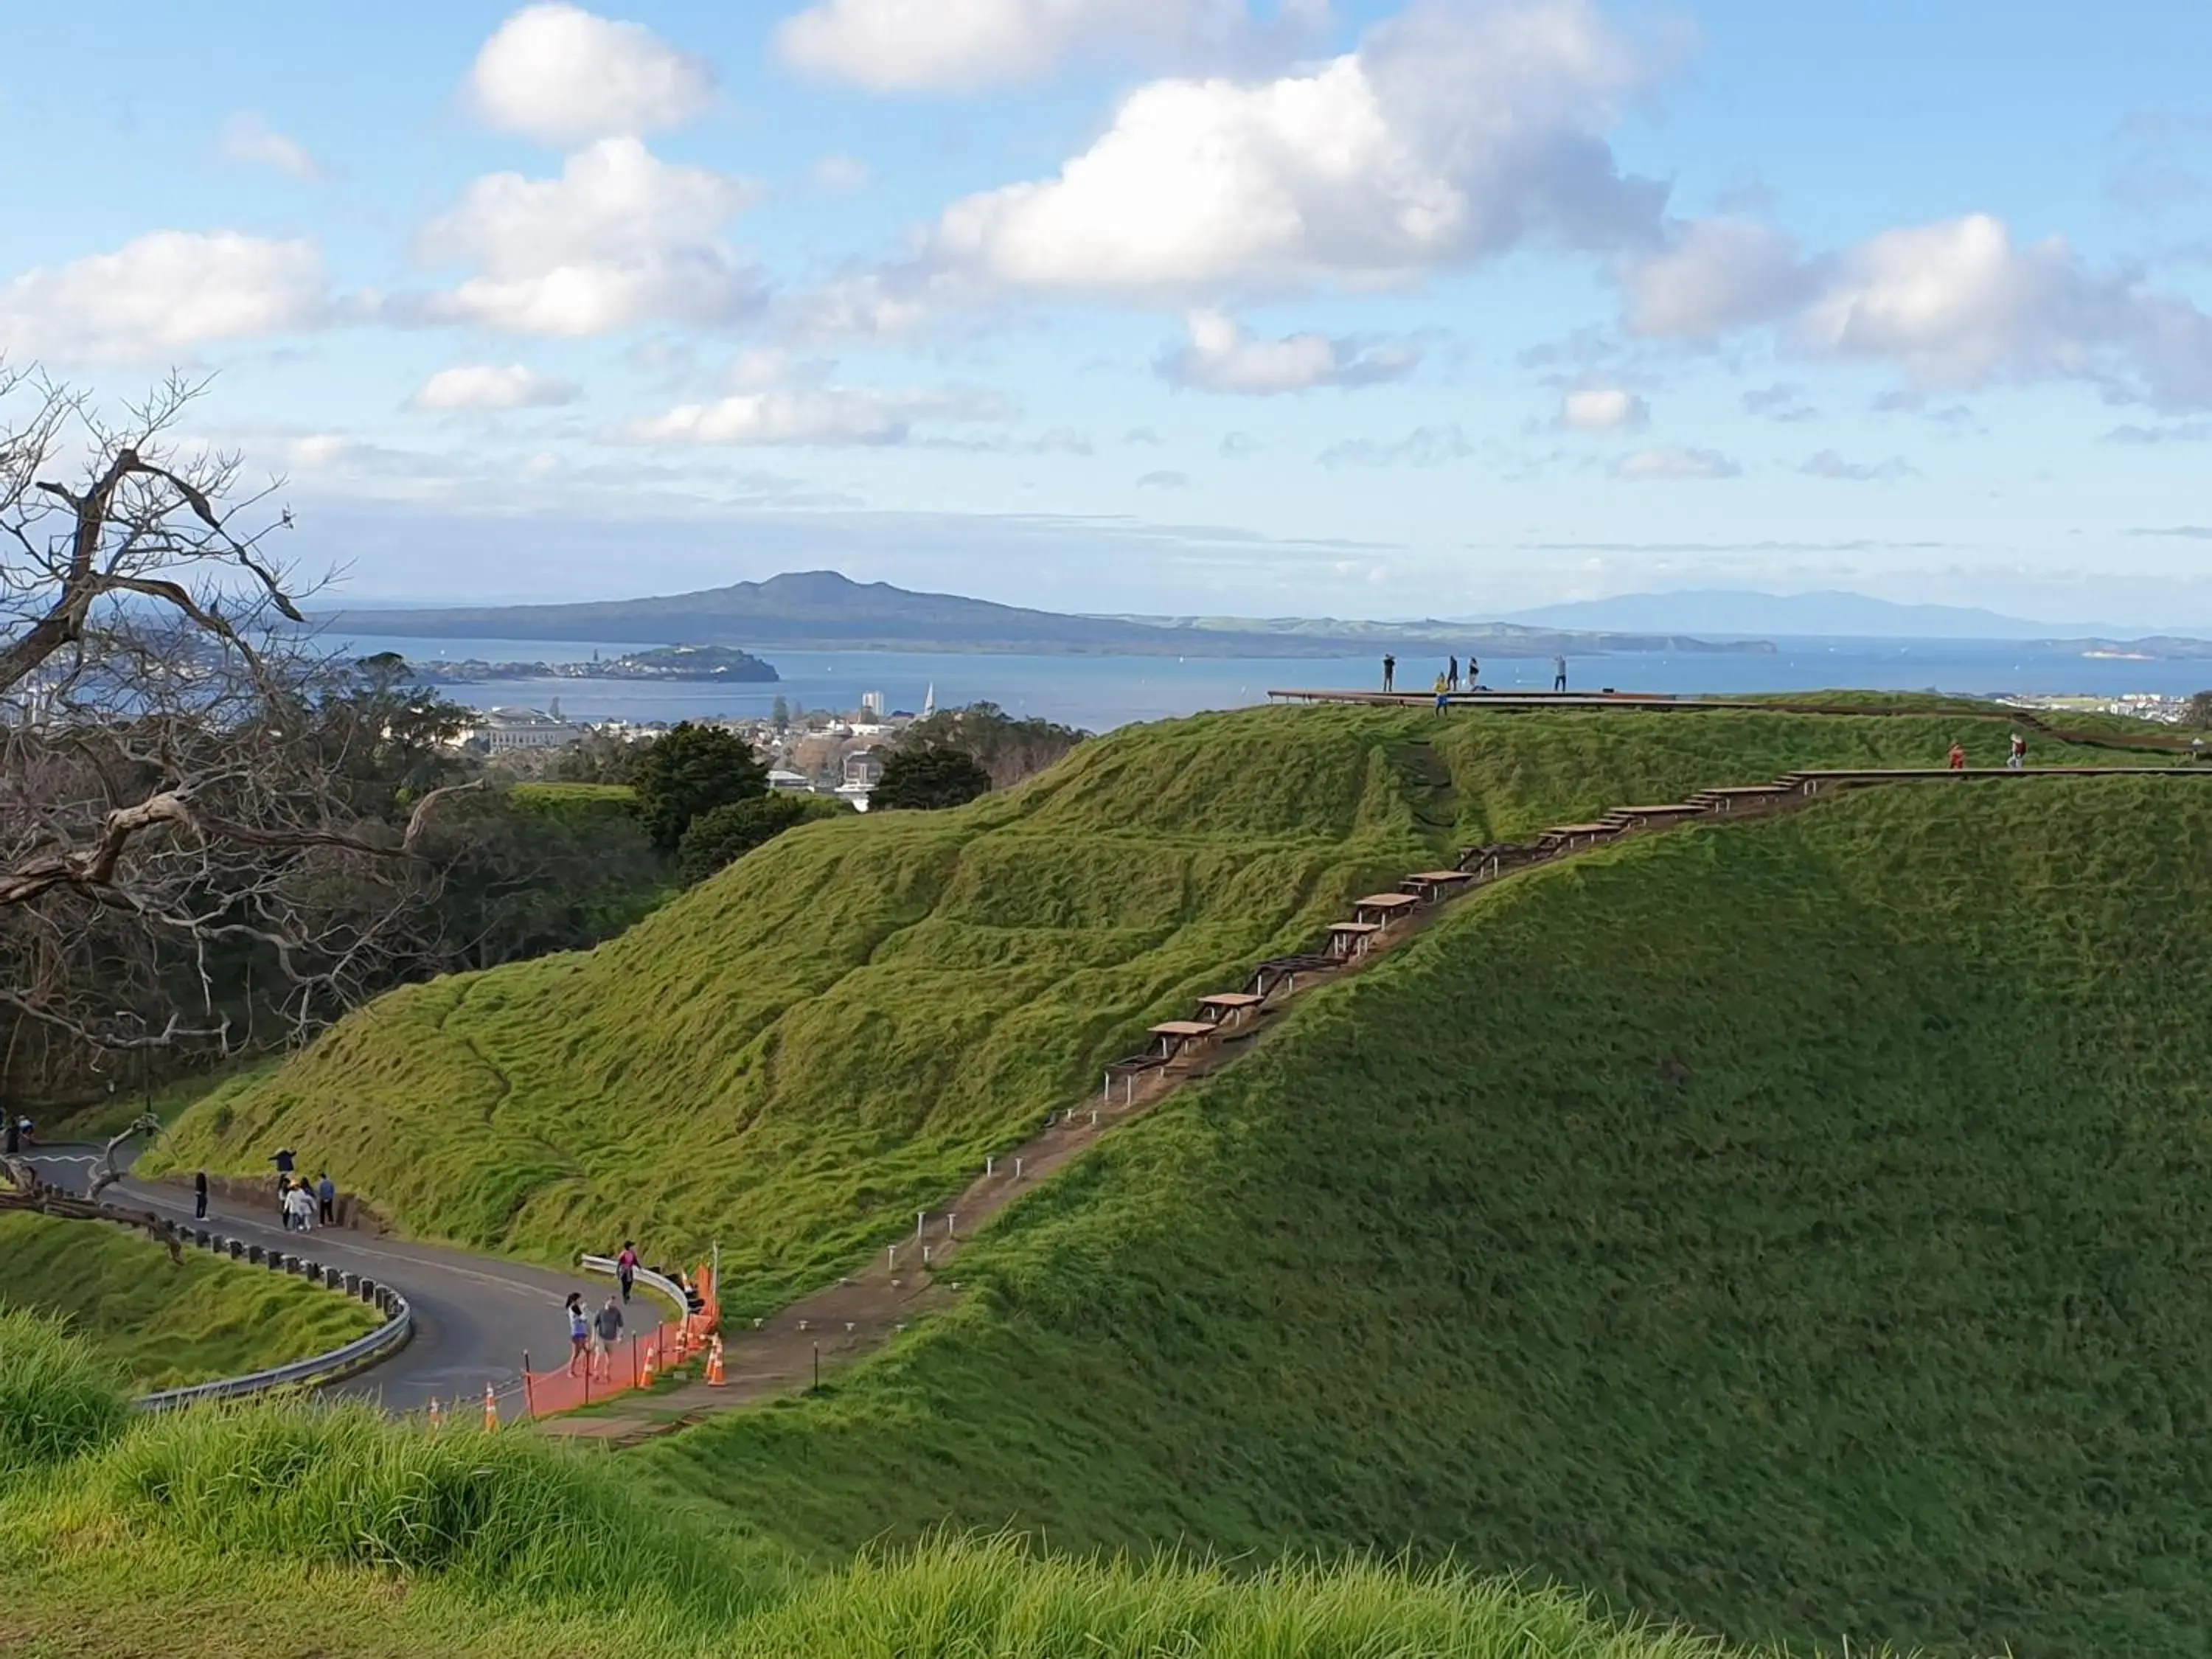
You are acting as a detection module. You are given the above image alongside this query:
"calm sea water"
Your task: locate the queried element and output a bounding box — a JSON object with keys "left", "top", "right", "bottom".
{"left": 335, "top": 634, "right": 2212, "bottom": 733}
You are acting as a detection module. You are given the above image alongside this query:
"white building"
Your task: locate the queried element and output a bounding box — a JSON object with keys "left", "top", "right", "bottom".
{"left": 766, "top": 768, "right": 813, "bottom": 793}
{"left": 473, "top": 707, "right": 581, "bottom": 752}
{"left": 860, "top": 690, "right": 885, "bottom": 717}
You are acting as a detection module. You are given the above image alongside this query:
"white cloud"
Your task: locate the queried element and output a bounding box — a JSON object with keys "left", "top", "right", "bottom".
{"left": 1799, "top": 449, "right": 1916, "bottom": 483}
{"left": 1629, "top": 210, "right": 2212, "bottom": 411}
{"left": 219, "top": 112, "right": 323, "bottom": 182}
{"left": 411, "top": 364, "right": 580, "bottom": 410}
{"left": 630, "top": 360, "right": 1005, "bottom": 447}
{"left": 0, "top": 232, "right": 329, "bottom": 364}
{"left": 810, "top": 153, "right": 874, "bottom": 193}
{"left": 1559, "top": 386, "right": 1646, "bottom": 431}
{"left": 1137, "top": 468, "right": 1193, "bottom": 488}
{"left": 1621, "top": 218, "right": 1809, "bottom": 338}
{"left": 417, "top": 137, "right": 760, "bottom": 335}
{"left": 1318, "top": 422, "right": 1474, "bottom": 466}
{"left": 1159, "top": 309, "right": 1418, "bottom": 393}
{"left": 1612, "top": 444, "right": 1739, "bottom": 481}
{"left": 467, "top": 3, "right": 714, "bottom": 145}
{"left": 773, "top": 0, "right": 1329, "bottom": 94}
{"left": 915, "top": 0, "right": 1662, "bottom": 297}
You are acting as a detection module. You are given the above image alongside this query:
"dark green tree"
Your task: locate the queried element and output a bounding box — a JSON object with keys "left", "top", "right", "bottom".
{"left": 874, "top": 743, "right": 992, "bottom": 810}
{"left": 677, "top": 793, "right": 852, "bottom": 885}
{"left": 2184, "top": 690, "right": 2212, "bottom": 730}
{"left": 631, "top": 721, "right": 768, "bottom": 849}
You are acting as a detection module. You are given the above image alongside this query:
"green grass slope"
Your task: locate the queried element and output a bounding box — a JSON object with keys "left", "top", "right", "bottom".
{"left": 641, "top": 776, "right": 2212, "bottom": 1659}
{"left": 151, "top": 704, "right": 2174, "bottom": 1298}
{"left": 0, "top": 1214, "right": 380, "bottom": 1391}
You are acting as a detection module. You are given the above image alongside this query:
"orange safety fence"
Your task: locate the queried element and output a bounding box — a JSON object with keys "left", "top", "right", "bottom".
{"left": 515, "top": 1254, "right": 719, "bottom": 1421}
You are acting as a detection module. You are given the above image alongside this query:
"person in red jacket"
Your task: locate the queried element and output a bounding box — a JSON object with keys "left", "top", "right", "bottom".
{"left": 1947, "top": 741, "right": 1967, "bottom": 771}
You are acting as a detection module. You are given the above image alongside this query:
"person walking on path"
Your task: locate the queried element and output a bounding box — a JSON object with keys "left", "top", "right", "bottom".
{"left": 2008, "top": 732, "right": 2028, "bottom": 770}
{"left": 1947, "top": 741, "right": 1967, "bottom": 771}
{"left": 1433, "top": 672, "right": 1450, "bottom": 714}
{"left": 591, "top": 1295, "right": 624, "bottom": 1379}
{"left": 316, "top": 1171, "right": 336, "bottom": 1227}
{"left": 1381, "top": 653, "right": 1396, "bottom": 693}
{"left": 566, "top": 1293, "right": 590, "bottom": 1377}
{"left": 616, "top": 1241, "right": 639, "bottom": 1304}
{"left": 194, "top": 1169, "right": 209, "bottom": 1221}
{"left": 1553, "top": 654, "right": 1568, "bottom": 692}
{"left": 285, "top": 1181, "right": 316, "bottom": 1233}
{"left": 269, "top": 1147, "right": 296, "bottom": 1220}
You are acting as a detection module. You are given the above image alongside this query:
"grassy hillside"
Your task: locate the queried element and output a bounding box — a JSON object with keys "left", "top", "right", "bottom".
{"left": 636, "top": 776, "right": 2212, "bottom": 1659}
{"left": 0, "top": 1214, "right": 380, "bottom": 1391}
{"left": 0, "top": 1317, "right": 1781, "bottom": 1659}
{"left": 150, "top": 703, "right": 2174, "bottom": 1298}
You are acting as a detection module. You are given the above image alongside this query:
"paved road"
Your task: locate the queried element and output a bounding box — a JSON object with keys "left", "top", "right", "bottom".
{"left": 18, "top": 1146, "right": 651, "bottom": 1417}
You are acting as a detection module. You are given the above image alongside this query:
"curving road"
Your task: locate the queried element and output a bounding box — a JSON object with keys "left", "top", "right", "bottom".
{"left": 18, "top": 1146, "right": 650, "bottom": 1417}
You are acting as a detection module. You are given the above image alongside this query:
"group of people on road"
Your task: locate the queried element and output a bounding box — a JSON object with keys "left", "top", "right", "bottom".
{"left": 563, "top": 1239, "right": 644, "bottom": 1378}
{"left": 266, "top": 1146, "right": 338, "bottom": 1230}
{"left": 1380, "top": 654, "right": 1568, "bottom": 699}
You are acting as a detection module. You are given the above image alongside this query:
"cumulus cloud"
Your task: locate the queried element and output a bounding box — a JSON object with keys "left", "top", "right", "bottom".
{"left": 629, "top": 358, "right": 1006, "bottom": 447}
{"left": 1798, "top": 449, "right": 1916, "bottom": 483}
{"left": 0, "top": 232, "right": 330, "bottom": 364}
{"left": 1318, "top": 423, "right": 1475, "bottom": 467}
{"left": 773, "top": 0, "right": 1329, "bottom": 93}
{"left": 1158, "top": 309, "right": 1418, "bottom": 393}
{"left": 1611, "top": 444, "right": 1739, "bottom": 481}
{"left": 417, "top": 137, "right": 760, "bottom": 334}
{"left": 1558, "top": 386, "right": 1646, "bottom": 431}
{"left": 1621, "top": 218, "right": 1810, "bottom": 338}
{"left": 1628, "top": 210, "right": 2212, "bottom": 411}
{"left": 467, "top": 3, "right": 714, "bottom": 145}
{"left": 219, "top": 112, "right": 323, "bottom": 181}
{"left": 411, "top": 364, "right": 580, "bottom": 410}
{"left": 912, "top": 0, "right": 1663, "bottom": 298}
{"left": 2103, "top": 420, "right": 2212, "bottom": 445}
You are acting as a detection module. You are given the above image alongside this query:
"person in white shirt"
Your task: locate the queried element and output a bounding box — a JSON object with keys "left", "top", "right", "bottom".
{"left": 284, "top": 1183, "right": 316, "bottom": 1231}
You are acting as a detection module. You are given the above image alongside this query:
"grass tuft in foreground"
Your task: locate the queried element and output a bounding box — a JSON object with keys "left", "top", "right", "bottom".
{"left": 0, "top": 1308, "right": 128, "bottom": 1481}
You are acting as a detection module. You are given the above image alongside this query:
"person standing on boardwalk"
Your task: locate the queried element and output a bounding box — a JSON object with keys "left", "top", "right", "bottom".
{"left": 2008, "top": 732, "right": 2028, "bottom": 770}
{"left": 194, "top": 1169, "right": 209, "bottom": 1221}
{"left": 591, "top": 1295, "right": 624, "bottom": 1378}
{"left": 1467, "top": 655, "right": 1480, "bottom": 689}
{"left": 316, "top": 1171, "right": 336, "bottom": 1226}
{"left": 1947, "top": 741, "right": 1967, "bottom": 771}
{"left": 1553, "top": 654, "right": 1568, "bottom": 692}
{"left": 1382, "top": 653, "right": 1396, "bottom": 692}
{"left": 1447, "top": 655, "right": 1459, "bottom": 692}
{"left": 566, "top": 1293, "right": 590, "bottom": 1376}
{"left": 616, "top": 1240, "right": 639, "bottom": 1304}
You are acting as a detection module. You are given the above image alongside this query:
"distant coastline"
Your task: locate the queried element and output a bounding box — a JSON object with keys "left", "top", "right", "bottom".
{"left": 401, "top": 644, "right": 779, "bottom": 686}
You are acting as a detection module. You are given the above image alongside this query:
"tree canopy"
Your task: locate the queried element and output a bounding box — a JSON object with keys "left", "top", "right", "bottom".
{"left": 874, "top": 743, "right": 992, "bottom": 811}
{"left": 676, "top": 793, "right": 851, "bottom": 885}
{"left": 631, "top": 722, "right": 768, "bottom": 849}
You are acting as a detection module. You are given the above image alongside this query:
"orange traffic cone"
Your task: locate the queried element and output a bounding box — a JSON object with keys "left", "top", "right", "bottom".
{"left": 640, "top": 1340, "right": 657, "bottom": 1387}
{"left": 483, "top": 1383, "right": 498, "bottom": 1431}
{"left": 671, "top": 1324, "right": 689, "bottom": 1365}
{"left": 706, "top": 1335, "right": 726, "bottom": 1388}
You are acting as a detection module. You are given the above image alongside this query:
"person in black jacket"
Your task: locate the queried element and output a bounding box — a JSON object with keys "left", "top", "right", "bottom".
{"left": 195, "top": 1169, "right": 209, "bottom": 1220}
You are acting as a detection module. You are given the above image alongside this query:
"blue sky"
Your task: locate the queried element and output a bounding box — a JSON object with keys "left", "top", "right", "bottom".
{"left": 5, "top": 0, "right": 2211, "bottom": 626}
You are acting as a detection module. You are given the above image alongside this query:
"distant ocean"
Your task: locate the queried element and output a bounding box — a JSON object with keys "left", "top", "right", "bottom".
{"left": 335, "top": 634, "right": 2212, "bottom": 733}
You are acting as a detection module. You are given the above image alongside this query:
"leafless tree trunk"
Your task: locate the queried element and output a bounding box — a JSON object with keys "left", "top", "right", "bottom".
{"left": 1, "top": 369, "right": 472, "bottom": 1079}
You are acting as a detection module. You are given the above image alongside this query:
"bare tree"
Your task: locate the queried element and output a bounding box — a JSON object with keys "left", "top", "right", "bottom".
{"left": 0, "top": 369, "right": 472, "bottom": 1083}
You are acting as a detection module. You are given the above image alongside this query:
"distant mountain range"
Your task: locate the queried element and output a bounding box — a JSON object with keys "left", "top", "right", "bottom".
{"left": 327, "top": 571, "right": 1773, "bottom": 660}
{"left": 1498, "top": 589, "right": 2153, "bottom": 641}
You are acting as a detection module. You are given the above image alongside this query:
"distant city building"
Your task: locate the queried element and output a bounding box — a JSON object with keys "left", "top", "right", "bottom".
{"left": 860, "top": 690, "right": 885, "bottom": 717}
{"left": 473, "top": 707, "right": 581, "bottom": 752}
{"left": 922, "top": 682, "right": 936, "bottom": 718}
{"left": 766, "top": 768, "right": 813, "bottom": 793}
